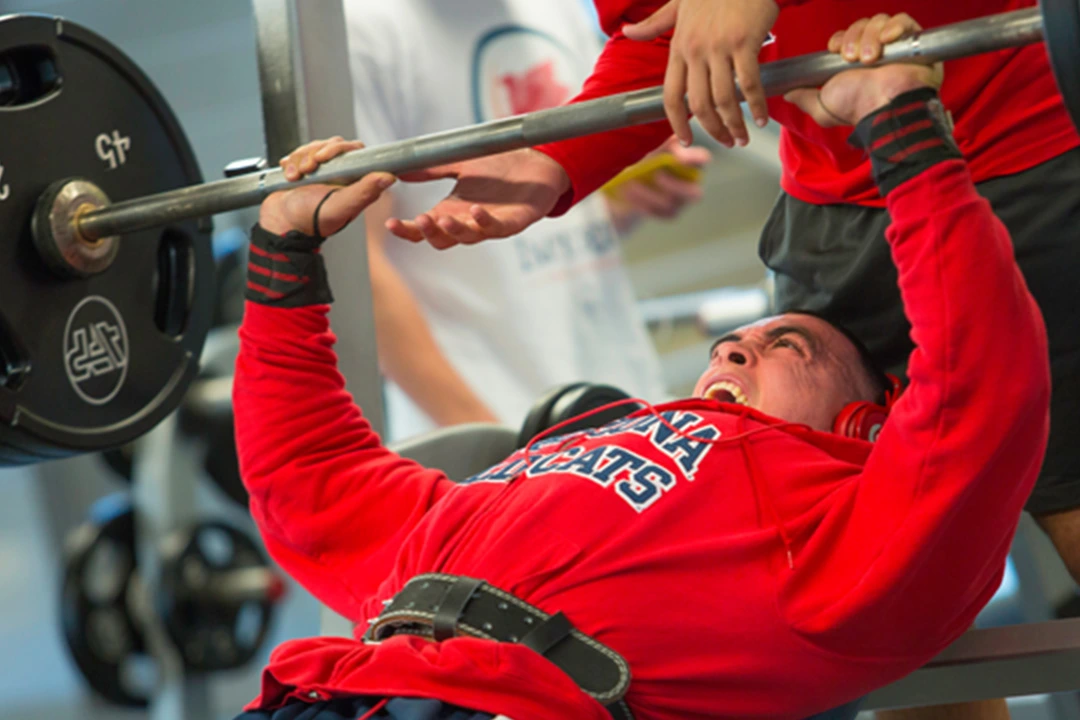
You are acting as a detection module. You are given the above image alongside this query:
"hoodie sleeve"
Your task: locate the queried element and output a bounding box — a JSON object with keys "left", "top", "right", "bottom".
{"left": 234, "top": 302, "right": 454, "bottom": 622}
{"left": 780, "top": 96, "right": 1050, "bottom": 661}
{"left": 534, "top": 23, "right": 675, "bottom": 216}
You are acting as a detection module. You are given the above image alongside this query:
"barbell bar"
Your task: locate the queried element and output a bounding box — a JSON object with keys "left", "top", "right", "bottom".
{"left": 52, "top": 5, "right": 1056, "bottom": 255}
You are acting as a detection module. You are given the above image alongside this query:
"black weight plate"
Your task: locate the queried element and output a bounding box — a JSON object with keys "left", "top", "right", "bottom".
{"left": 1042, "top": 0, "right": 1080, "bottom": 133}
{"left": 0, "top": 15, "right": 214, "bottom": 461}
{"left": 60, "top": 494, "right": 151, "bottom": 707}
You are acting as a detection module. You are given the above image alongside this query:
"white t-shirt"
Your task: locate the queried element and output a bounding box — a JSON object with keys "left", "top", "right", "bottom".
{"left": 345, "top": 0, "right": 667, "bottom": 440}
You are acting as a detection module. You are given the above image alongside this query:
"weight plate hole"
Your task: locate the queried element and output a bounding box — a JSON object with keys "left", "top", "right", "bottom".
{"left": 83, "top": 539, "right": 131, "bottom": 604}
{"left": 195, "top": 526, "right": 234, "bottom": 567}
{"left": 155, "top": 228, "right": 195, "bottom": 338}
{"left": 87, "top": 607, "right": 131, "bottom": 661}
{"left": 234, "top": 602, "right": 264, "bottom": 649}
{"left": 0, "top": 45, "right": 61, "bottom": 107}
{"left": 119, "top": 653, "right": 158, "bottom": 697}
{"left": 0, "top": 313, "right": 30, "bottom": 389}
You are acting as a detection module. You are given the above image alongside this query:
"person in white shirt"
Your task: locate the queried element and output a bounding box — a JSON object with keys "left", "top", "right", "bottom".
{"left": 344, "top": 0, "right": 710, "bottom": 440}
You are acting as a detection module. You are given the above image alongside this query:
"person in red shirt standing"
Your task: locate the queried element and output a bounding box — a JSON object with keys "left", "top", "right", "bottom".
{"left": 384, "top": 6, "right": 1080, "bottom": 712}
{"left": 232, "top": 39, "right": 1052, "bottom": 720}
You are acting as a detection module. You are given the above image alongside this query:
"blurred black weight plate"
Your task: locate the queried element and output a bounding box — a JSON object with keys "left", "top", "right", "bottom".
{"left": 158, "top": 521, "right": 282, "bottom": 672}
{"left": 60, "top": 494, "right": 152, "bottom": 707}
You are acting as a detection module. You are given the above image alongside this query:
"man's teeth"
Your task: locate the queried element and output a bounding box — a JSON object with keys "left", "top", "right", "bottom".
{"left": 705, "top": 381, "right": 748, "bottom": 406}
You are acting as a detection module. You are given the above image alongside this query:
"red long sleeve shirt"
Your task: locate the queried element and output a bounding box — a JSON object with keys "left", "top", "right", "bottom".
{"left": 537, "top": 0, "right": 1078, "bottom": 212}
{"left": 234, "top": 160, "right": 1049, "bottom": 719}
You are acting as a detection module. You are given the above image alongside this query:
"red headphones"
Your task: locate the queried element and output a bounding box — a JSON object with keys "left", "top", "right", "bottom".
{"left": 832, "top": 374, "right": 903, "bottom": 442}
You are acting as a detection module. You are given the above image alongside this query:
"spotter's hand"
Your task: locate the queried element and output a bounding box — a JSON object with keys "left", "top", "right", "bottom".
{"left": 385, "top": 148, "right": 570, "bottom": 250}
{"left": 623, "top": 0, "right": 780, "bottom": 148}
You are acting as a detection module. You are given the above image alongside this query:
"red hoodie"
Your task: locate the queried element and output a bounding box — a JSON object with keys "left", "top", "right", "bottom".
{"left": 537, "top": 0, "right": 1078, "bottom": 213}
{"left": 234, "top": 160, "right": 1049, "bottom": 720}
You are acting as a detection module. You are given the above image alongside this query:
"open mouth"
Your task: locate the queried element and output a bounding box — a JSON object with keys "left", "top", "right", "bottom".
{"left": 703, "top": 380, "right": 749, "bottom": 406}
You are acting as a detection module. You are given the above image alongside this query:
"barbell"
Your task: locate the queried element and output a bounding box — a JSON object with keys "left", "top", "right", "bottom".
{"left": 0, "top": 3, "right": 1077, "bottom": 462}
{"left": 45, "top": 6, "right": 1068, "bottom": 248}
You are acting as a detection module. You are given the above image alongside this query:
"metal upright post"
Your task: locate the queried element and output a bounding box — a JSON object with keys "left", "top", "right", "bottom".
{"left": 251, "top": 0, "right": 385, "bottom": 638}
{"left": 132, "top": 416, "right": 211, "bottom": 720}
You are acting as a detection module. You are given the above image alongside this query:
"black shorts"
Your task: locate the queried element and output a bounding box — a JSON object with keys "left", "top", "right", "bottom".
{"left": 235, "top": 697, "right": 494, "bottom": 720}
{"left": 760, "top": 147, "right": 1080, "bottom": 516}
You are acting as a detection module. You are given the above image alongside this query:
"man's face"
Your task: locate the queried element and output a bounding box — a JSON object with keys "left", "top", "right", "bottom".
{"left": 692, "top": 313, "right": 875, "bottom": 433}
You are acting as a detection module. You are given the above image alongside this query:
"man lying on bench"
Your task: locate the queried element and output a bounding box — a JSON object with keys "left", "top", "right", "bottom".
{"left": 232, "top": 35, "right": 1049, "bottom": 720}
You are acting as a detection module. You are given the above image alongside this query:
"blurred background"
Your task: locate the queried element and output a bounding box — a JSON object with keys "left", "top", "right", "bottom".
{"left": 0, "top": 1, "right": 1076, "bottom": 719}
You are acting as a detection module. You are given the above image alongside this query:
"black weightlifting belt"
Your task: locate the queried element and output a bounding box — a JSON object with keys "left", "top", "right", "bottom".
{"left": 364, "top": 573, "right": 633, "bottom": 720}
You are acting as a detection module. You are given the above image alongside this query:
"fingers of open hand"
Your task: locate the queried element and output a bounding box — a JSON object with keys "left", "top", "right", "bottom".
{"left": 423, "top": 212, "right": 470, "bottom": 249}
{"left": 407, "top": 205, "right": 519, "bottom": 249}
{"left": 471, "top": 205, "right": 534, "bottom": 241}
{"left": 620, "top": 181, "right": 679, "bottom": 218}
{"left": 436, "top": 214, "right": 486, "bottom": 247}
{"left": 413, "top": 213, "right": 461, "bottom": 250}
{"left": 469, "top": 206, "right": 504, "bottom": 235}
{"left": 620, "top": 170, "right": 704, "bottom": 219}
{"left": 735, "top": 47, "right": 767, "bottom": 129}
{"left": 404, "top": 210, "right": 494, "bottom": 250}
{"left": 622, "top": 0, "right": 678, "bottom": 41}
{"left": 663, "top": 54, "right": 693, "bottom": 146}
{"left": 710, "top": 58, "right": 746, "bottom": 145}
{"left": 386, "top": 218, "right": 424, "bottom": 242}
{"left": 653, "top": 170, "right": 704, "bottom": 203}
{"left": 669, "top": 142, "right": 713, "bottom": 167}
{"left": 687, "top": 60, "right": 730, "bottom": 147}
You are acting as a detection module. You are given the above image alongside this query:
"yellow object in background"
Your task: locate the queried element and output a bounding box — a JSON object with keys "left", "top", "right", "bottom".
{"left": 600, "top": 152, "right": 703, "bottom": 199}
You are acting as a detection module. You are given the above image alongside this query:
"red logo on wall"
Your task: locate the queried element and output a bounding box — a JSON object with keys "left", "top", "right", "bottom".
{"left": 498, "top": 60, "right": 570, "bottom": 115}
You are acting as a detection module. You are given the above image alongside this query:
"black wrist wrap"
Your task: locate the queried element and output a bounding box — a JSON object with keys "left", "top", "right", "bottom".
{"left": 848, "top": 87, "right": 962, "bottom": 196}
{"left": 245, "top": 224, "right": 334, "bottom": 307}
